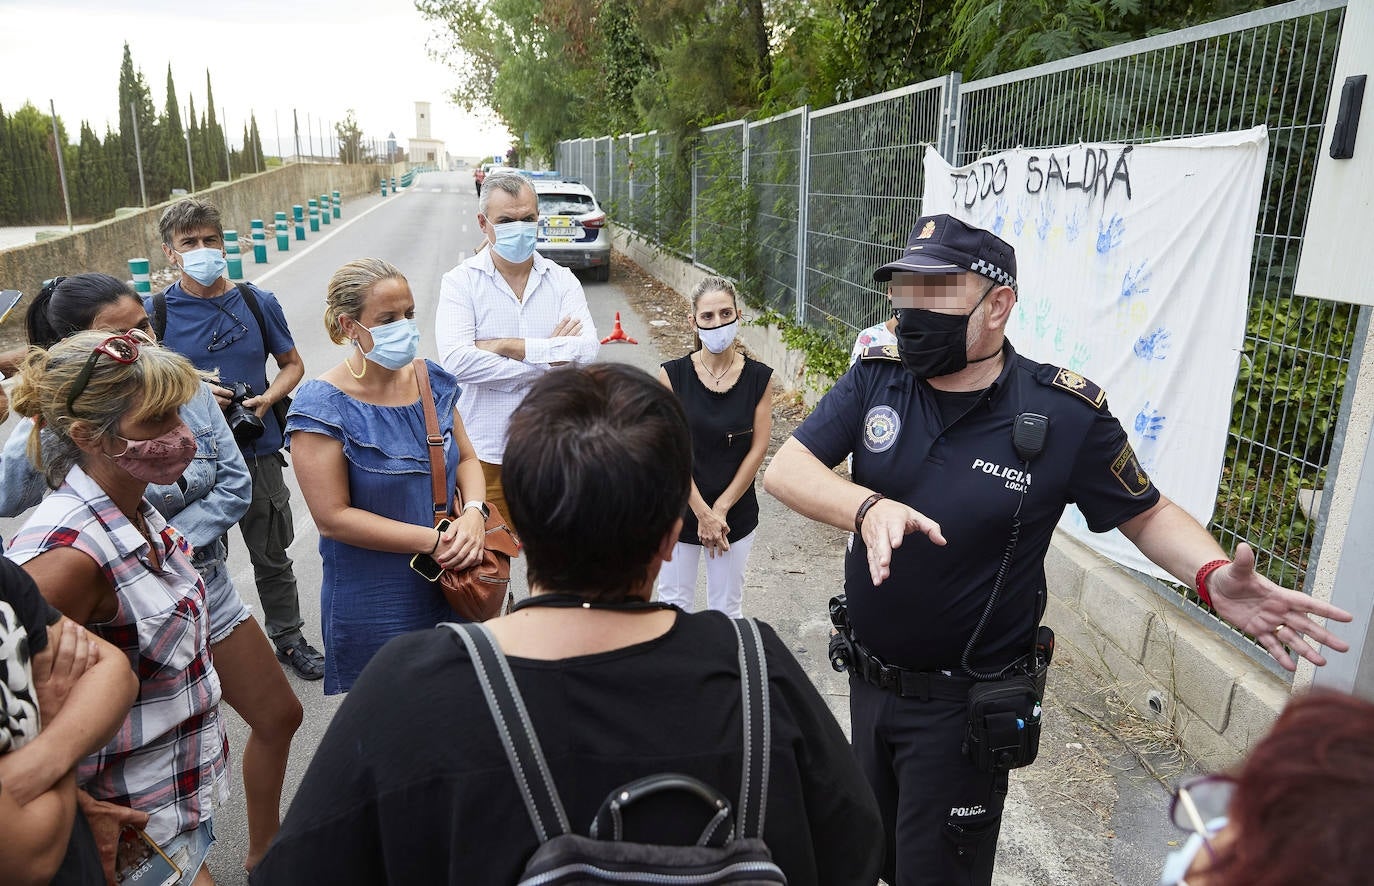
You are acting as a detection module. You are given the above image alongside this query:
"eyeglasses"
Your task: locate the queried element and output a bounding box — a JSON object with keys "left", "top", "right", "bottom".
{"left": 65, "top": 329, "right": 155, "bottom": 413}
{"left": 207, "top": 306, "right": 250, "bottom": 353}
{"left": 1161, "top": 774, "right": 1235, "bottom": 885}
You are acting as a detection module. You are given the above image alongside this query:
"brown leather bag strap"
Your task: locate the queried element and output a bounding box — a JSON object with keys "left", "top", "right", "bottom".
{"left": 413, "top": 358, "right": 448, "bottom": 527}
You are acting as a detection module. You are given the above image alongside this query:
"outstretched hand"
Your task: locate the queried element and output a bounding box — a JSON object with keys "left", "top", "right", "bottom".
{"left": 860, "top": 499, "right": 945, "bottom": 586}
{"left": 1209, "top": 543, "right": 1353, "bottom": 671}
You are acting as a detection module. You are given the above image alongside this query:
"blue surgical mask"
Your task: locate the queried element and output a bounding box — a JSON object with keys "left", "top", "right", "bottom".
{"left": 177, "top": 247, "right": 227, "bottom": 287}
{"left": 491, "top": 221, "right": 538, "bottom": 263}
{"left": 359, "top": 318, "right": 420, "bottom": 370}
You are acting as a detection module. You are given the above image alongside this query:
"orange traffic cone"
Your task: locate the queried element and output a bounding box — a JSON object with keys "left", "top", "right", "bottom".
{"left": 600, "top": 311, "right": 639, "bottom": 345}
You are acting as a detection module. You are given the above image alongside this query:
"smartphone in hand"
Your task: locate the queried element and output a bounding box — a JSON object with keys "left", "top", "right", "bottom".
{"left": 410, "top": 518, "right": 453, "bottom": 581}
{"left": 0, "top": 290, "right": 22, "bottom": 326}
{"left": 115, "top": 827, "right": 180, "bottom": 886}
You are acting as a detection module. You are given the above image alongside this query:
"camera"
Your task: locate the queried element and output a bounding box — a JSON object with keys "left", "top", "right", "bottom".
{"left": 226, "top": 382, "right": 266, "bottom": 443}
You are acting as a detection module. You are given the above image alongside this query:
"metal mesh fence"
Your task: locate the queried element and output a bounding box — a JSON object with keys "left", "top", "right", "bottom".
{"left": 691, "top": 122, "right": 747, "bottom": 276}
{"left": 554, "top": 0, "right": 1355, "bottom": 626}
{"left": 959, "top": 1, "right": 1353, "bottom": 605}
{"left": 747, "top": 109, "right": 806, "bottom": 317}
{"left": 804, "top": 80, "right": 948, "bottom": 334}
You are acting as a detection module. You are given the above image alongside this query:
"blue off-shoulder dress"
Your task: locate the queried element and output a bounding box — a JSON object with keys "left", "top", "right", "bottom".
{"left": 285, "top": 360, "right": 464, "bottom": 695}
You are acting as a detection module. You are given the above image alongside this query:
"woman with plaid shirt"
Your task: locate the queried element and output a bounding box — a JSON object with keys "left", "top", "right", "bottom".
{"left": 6, "top": 331, "right": 228, "bottom": 886}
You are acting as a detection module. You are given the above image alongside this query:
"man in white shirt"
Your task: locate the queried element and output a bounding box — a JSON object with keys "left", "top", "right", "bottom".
{"left": 436, "top": 171, "right": 601, "bottom": 524}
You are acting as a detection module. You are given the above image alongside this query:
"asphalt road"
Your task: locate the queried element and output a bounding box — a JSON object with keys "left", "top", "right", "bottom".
{"left": 0, "top": 170, "right": 1184, "bottom": 885}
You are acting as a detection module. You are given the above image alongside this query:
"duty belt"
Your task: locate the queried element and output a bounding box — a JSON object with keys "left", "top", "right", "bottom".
{"left": 850, "top": 638, "right": 975, "bottom": 702}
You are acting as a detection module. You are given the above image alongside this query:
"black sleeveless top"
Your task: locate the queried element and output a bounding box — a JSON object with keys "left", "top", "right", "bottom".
{"left": 663, "top": 354, "right": 774, "bottom": 545}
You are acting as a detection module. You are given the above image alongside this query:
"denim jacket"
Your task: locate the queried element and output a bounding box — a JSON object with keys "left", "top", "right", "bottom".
{"left": 0, "top": 383, "right": 250, "bottom": 564}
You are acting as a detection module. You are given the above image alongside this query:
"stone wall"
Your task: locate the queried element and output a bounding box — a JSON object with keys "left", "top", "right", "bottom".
{"left": 0, "top": 161, "right": 405, "bottom": 324}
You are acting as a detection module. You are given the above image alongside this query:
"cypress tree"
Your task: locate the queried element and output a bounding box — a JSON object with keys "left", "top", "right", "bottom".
{"left": 158, "top": 65, "right": 190, "bottom": 193}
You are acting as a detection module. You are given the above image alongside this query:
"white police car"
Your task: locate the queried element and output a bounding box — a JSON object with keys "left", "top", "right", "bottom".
{"left": 531, "top": 178, "right": 611, "bottom": 282}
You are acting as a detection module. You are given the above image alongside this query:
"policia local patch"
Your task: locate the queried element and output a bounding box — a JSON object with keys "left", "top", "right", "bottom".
{"left": 1111, "top": 442, "right": 1153, "bottom": 496}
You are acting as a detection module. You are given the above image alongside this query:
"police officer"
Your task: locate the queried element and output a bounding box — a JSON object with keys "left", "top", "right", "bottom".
{"left": 763, "top": 214, "right": 1352, "bottom": 886}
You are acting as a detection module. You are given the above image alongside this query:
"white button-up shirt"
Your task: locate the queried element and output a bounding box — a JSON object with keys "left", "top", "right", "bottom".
{"left": 436, "top": 248, "right": 601, "bottom": 462}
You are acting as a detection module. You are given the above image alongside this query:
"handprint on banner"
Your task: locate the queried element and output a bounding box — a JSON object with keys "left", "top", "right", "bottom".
{"left": 1133, "top": 327, "right": 1172, "bottom": 361}
{"left": 1035, "top": 300, "right": 1052, "bottom": 338}
{"left": 1036, "top": 200, "right": 1054, "bottom": 241}
{"left": 1065, "top": 209, "right": 1083, "bottom": 244}
{"left": 1013, "top": 203, "right": 1028, "bottom": 237}
{"left": 1121, "top": 261, "right": 1152, "bottom": 300}
{"left": 1014, "top": 298, "right": 1029, "bottom": 329}
{"left": 1134, "top": 402, "right": 1166, "bottom": 441}
{"left": 991, "top": 197, "right": 1009, "bottom": 236}
{"left": 1053, "top": 327, "right": 1067, "bottom": 354}
{"left": 1096, "top": 214, "right": 1125, "bottom": 254}
{"left": 1069, "top": 343, "right": 1091, "bottom": 373}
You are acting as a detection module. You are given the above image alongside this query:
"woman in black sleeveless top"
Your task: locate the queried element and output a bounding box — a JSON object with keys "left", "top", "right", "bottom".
{"left": 656, "top": 276, "right": 773, "bottom": 617}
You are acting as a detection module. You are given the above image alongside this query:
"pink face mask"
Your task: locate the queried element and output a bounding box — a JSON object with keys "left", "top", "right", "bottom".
{"left": 105, "top": 422, "right": 197, "bottom": 485}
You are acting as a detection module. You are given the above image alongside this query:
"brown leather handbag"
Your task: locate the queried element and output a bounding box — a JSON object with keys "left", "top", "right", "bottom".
{"left": 415, "top": 360, "right": 521, "bottom": 621}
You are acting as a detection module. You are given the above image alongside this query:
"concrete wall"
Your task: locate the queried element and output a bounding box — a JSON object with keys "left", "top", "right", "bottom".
{"left": 0, "top": 162, "right": 404, "bottom": 316}
{"left": 613, "top": 223, "right": 1290, "bottom": 767}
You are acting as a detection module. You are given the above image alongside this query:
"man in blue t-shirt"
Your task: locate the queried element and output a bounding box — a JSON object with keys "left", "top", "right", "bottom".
{"left": 149, "top": 198, "right": 324, "bottom": 680}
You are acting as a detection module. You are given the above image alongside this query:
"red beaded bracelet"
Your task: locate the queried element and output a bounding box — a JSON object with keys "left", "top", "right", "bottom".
{"left": 1194, "top": 558, "right": 1230, "bottom": 609}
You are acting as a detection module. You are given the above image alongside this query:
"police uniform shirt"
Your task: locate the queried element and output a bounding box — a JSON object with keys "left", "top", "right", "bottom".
{"left": 794, "top": 341, "right": 1160, "bottom": 673}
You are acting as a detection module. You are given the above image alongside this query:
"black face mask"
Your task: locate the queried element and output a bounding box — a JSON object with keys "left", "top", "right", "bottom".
{"left": 895, "top": 282, "right": 997, "bottom": 379}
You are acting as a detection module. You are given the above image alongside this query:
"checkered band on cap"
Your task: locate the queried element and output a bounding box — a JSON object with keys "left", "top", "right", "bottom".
{"left": 969, "top": 257, "right": 1017, "bottom": 292}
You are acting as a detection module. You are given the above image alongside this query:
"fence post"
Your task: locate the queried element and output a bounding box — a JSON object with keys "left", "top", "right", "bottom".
{"left": 690, "top": 139, "right": 699, "bottom": 263}
{"left": 795, "top": 106, "right": 811, "bottom": 323}
{"left": 939, "top": 72, "right": 963, "bottom": 164}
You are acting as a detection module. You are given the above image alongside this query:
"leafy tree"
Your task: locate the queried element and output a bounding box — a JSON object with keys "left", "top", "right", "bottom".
{"left": 74, "top": 121, "right": 120, "bottom": 220}
{"left": 158, "top": 65, "right": 191, "bottom": 193}
{"left": 336, "top": 110, "right": 368, "bottom": 164}
{"left": 204, "top": 72, "right": 229, "bottom": 181}
{"left": 117, "top": 43, "right": 158, "bottom": 206}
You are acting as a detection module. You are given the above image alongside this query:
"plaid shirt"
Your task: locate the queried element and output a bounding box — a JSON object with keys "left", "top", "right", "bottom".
{"left": 5, "top": 466, "right": 229, "bottom": 844}
{"left": 435, "top": 248, "right": 600, "bottom": 463}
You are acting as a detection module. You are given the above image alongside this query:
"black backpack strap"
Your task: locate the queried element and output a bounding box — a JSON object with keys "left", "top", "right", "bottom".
{"left": 731, "top": 616, "right": 770, "bottom": 840}
{"left": 443, "top": 622, "right": 571, "bottom": 842}
{"left": 152, "top": 291, "right": 167, "bottom": 341}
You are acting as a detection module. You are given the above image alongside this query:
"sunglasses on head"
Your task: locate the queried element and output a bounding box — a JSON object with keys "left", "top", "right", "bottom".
{"left": 65, "top": 329, "right": 156, "bottom": 414}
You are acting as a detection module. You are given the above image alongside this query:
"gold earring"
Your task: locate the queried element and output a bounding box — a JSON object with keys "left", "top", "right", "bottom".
{"left": 345, "top": 338, "right": 367, "bottom": 380}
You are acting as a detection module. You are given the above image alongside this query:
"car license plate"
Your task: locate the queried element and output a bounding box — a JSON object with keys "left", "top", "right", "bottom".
{"left": 542, "top": 221, "right": 580, "bottom": 243}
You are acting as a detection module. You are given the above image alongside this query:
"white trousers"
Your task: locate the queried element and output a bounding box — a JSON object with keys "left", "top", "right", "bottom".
{"left": 655, "top": 531, "right": 757, "bottom": 619}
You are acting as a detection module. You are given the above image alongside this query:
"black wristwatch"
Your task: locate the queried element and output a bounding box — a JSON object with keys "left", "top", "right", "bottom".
{"left": 462, "top": 500, "right": 491, "bottom": 521}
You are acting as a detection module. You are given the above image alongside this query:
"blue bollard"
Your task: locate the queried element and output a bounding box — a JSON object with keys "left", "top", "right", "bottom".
{"left": 251, "top": 219, "right": 268, "bottom": 264}
{"left": 294, "top": 204, "right": 306, "bottom": 241}
{"left": 319, "top": 194, "right": 331, "bottom": 225}
{"left": 308, "top": 199, "right": 320, "bottom": 233}
{"left": 224, "top": 230, "right": 243, "bottom": 280}
{"left": 332, "top": 190, "right": 341, "bottom": 218}
{"left": 391, "top": 176, "right": 397, "bottom": 192}
{"left": 275, "top": 211, "right": 290, "bottom": 251}
{"left": 380, "top": 176, "right": 388, "bottom": 196}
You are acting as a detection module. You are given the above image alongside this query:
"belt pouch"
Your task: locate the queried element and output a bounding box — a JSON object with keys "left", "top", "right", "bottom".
{"left": 963, "top": 673, "right": 1042, "bottom": 772}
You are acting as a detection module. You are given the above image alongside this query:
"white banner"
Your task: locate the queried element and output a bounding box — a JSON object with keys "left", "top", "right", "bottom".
{"left": 922, "top": 127, "right": 1268, "bottom": 579}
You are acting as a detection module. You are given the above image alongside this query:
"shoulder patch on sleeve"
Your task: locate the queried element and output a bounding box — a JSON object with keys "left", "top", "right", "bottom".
{"left": 860, "top": 344, "right": 901, "bottom": 362}
{"left": 1110, "top": 442, "right": 1153, "bottom": 496}
{"left": 1046, "top": 367, "right": 1107, "bottom": 410}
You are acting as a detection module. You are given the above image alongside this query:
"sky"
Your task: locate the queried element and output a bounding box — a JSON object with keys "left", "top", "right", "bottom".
{"left": 0, "top": 0, "right": 511, "bottom": 160}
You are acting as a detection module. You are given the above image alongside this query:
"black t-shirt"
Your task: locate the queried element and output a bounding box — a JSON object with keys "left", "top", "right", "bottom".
{"left": 0, "top": 557, "right": 104, "bottom": 884}
{"left": 663, "top": 354, "right": 774, "bottom": 544}
{"left": 252, "top": 612, "right": 883, "bottom": 885}
{"left": 795, "top": 342, "right": 1160, "bottom": 672}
